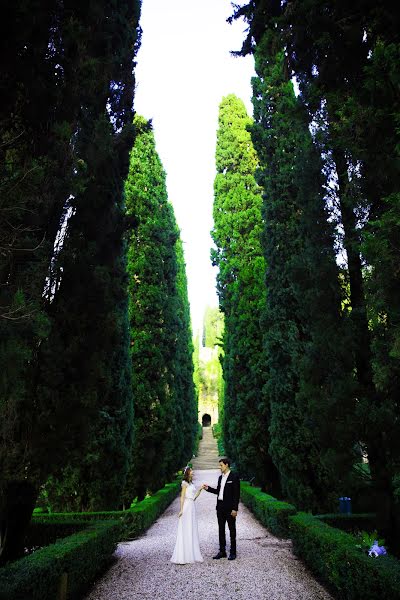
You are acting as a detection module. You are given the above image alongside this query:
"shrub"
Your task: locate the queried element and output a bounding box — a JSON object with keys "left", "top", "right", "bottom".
{"left": 240, "top": 482, "right": 296, "bottom": 537}
{"left": 1, "top": 479, "right": 181, "bottom": 599}
{"left": 32, "top": 479, "right": 180, "bottom": 539}
{"left": 0, "top": 520, "right": 121, "bottom": 600}
{"left": 24, "top": 521, "right": 89, "bottom": 555}
{"left": 193, "top": 422, "right": 203, "bottom": 456}
{"left": 315, "top": 513, "right": 376, "bottom": 534}
{"left": 289, "top": 512, "right": 400, "bottom": 599}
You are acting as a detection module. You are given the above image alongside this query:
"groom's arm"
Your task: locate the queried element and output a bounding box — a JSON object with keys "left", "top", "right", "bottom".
{"left": 203, "top": 477, "right": 220, "bottom": 495}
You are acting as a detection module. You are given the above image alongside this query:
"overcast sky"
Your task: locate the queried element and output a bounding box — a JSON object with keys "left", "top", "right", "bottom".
{"left": 134, "top": 0, "right": 255, "bottom": 336}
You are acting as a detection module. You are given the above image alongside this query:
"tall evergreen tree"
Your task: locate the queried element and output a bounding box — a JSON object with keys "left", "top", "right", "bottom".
{"left": 0, "top": 0, "right": 142, "bottom": 559}
{"left": 253, "top": 34, "right": 355, "bottom": 509}
{"left": 211, "top": 94, "right": 279, "bottom": 491}
{"left": 123, "top": 117, "right": 196, "bottom": 502}
{"left": 230, "top": 0, "right": 400, "bottom": 527}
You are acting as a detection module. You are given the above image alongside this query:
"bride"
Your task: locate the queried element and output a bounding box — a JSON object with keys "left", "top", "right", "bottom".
{"left": 171, "top": 466, "right": 203, "bottom": 564}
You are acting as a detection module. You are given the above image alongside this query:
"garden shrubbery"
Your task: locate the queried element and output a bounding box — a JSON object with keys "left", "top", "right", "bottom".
{"left": 289, "top": 512, "right": 400, "bottom": 600}
{"left": 315, "top": 512, "right": 376, "bottom": 534}
{"left": 240, "top": 482, "right": 296, "bottom": 538}
{"left": 0, "top": 479, "right": 180, "bottom": 599}
{"left": 212, "top": 423, "right": 225, "bottom": 456}
{"left": 32, "top": 479, "right": 180, "bottom": 539}
{"left": 0, "top": 520, "right": 121, "bottom": 600}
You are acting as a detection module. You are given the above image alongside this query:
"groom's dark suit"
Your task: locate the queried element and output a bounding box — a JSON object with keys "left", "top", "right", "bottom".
{"left": 206, "top": 471, "right": 240, "bottom": 556}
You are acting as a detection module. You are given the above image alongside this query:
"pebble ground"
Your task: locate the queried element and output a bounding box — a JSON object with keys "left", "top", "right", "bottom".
{"left": 86, "top": 431, "right": 333, "bottom": 600}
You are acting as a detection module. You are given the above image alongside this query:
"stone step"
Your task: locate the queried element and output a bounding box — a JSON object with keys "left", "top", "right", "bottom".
{"left": 191, "top": 427, "right": 220, "bottom": 471}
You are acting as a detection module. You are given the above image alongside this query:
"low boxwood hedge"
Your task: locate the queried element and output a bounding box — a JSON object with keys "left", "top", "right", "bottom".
{"left": 289, "top": 512, "right": 400, "bottom": 600}
{"left": 32, "top": 479, "right": 180, "bottom": 539}
{"left": 240, "top": 482, "right": 296, "bottom": 538}
{"left": 0, "top": 520, "right": 121, "bottom": 600}
{"left": 315, "top": 512, "right": 377, "bottom": 534}
{"left": 0, "top": 479, "right": 181, "bottom": 599}
{"left": 24, "top": 521, "right": 89, "bottom": 554}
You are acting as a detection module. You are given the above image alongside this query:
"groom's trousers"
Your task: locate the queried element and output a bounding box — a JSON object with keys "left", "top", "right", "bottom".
{"left": 217, "top": 500, "right": 236, "bottom": 554}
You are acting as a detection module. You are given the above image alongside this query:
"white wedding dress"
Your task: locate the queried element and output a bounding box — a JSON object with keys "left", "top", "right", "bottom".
{"left": 171, "top": 481, "right": 203, "bottom": 564}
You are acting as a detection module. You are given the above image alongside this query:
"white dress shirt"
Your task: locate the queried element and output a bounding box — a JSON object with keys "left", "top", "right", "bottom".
{"left": 218, "top": 470, "right": 230, "bottom": 500}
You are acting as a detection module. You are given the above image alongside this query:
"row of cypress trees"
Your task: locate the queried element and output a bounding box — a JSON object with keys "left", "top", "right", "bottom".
{"left": 213, "top": 0, "right": 400, "bottom": 547}
{"left": 0, "top": 2, "right": 196, "bottom": 563}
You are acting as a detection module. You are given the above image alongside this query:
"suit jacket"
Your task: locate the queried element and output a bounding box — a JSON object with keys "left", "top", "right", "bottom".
{"left": 207, "top": 471, "right": 240, "bottom": 511}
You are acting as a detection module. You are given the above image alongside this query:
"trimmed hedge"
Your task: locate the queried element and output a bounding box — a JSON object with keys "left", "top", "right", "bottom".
{"left": 32, "top": 479, "right": 180, "bottom": 539}
{"left": 0, "top": 479, "right": 181, "bottom": 600}
{"left": 240, "top": 482, "right": 296, "bottom": 538}
{"left": 290, "top": 512, "right": 400, "bottom": 600}
{"left": 0, "top": 520, "right": 121, "bottom": 600}
{"left": 315, "top": 512, "right": 377, "bottom": 533}
{"left": 24, "top": 521, "right": 89, "bottom": 554}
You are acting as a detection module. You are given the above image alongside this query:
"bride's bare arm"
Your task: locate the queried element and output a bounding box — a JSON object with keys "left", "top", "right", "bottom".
{"left": 178, "top": 483, "right": 187, "bottom": 516}
{"left": 194, "top": 487, "right": 202, "bottom": 500}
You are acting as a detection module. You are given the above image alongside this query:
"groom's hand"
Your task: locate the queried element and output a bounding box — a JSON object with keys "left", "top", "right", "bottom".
{"left": 202, "top": 483, "right": 208, "bottom": 490}
{"left": 231, "top": 510, "right": 238, "bottom": 518}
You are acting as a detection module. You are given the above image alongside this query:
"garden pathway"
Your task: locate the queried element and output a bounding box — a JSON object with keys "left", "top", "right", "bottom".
{"left": 86, "top": 433, "right": 333, "bottom": 600}
{"left": 191, "top": 425, "right": 220, "bottom": 469}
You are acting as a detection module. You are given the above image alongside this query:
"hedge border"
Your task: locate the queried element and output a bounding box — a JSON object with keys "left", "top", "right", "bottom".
{"left": 0, "top": 520, "right": 120, "bottom": 600}
{"left": 0, "top": 479, "right": 181, "bottom": 599}
{"left": 289, "top": 512, "right": 400, "bottom": 600}
{"left": 32, "top": 479, "right": 180, "bottom": 538}
{"left": 240, "top": 481, "right": 296, "bottom": 538}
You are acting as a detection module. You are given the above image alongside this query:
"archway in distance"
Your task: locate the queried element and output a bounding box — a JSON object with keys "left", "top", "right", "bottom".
{"left": 202, "top": 413, "right": 211, "bottom": 427}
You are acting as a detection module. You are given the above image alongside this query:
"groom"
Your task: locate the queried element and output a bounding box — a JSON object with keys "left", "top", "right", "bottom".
{"left": 202, "top": 457, "right": 240, "bottom": 560}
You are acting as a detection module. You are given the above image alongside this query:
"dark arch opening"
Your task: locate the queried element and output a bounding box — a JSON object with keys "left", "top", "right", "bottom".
{"left": 202, "top": 413, "right": 211, "bottom": 427}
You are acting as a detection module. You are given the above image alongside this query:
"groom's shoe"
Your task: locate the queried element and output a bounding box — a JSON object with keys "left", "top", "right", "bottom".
{"left": 212, "top": 551, "right": 227, "bottom": 559}
{"left": 228, "top": 553, "right": 237, "bottom": 560}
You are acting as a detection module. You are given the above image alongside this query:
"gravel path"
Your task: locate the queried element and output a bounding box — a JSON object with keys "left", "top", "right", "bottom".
{"left": 86, "top": 469, "right": 333, "bottom": 600}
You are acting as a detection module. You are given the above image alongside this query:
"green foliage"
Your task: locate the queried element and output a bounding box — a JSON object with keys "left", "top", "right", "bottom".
{"left": 193, "top": 423, "right": 203, "bottom": 457}
{"left": 123, "top": 116, "right": 196, "bottom": 500}
{"left": 251, "top": 31, "right": 356, "bottom": 511}
{"left": 0, "top": 520, "right": 121, "bottom": 600}
{"left": 32, "top": 479, "right": 180, "bottom": 539}
{"left": 230, "top": 0, "right": 400, "bottom": 542}
{"left": 240, "top": 482, "right": 297, "bottom": 538}
{"left": 315, "top": 514, "right": 377, "bottom": 535}
{"left": 354, "top": 530, "right": 386, "bottom": 554}
{"left": 0, "top": 0, "right": 142, "bottom": 560}
{"left": 289, "top": 513, "right": 400, "bottom": 600}
{"left": 212, "top": 423, "right": 222, "bottom": 439}
{"left": 202, "top": 306, "right": 224, "bottom": 348}
{"left": 211, "top": 94, "right": 279, "bottom": 491}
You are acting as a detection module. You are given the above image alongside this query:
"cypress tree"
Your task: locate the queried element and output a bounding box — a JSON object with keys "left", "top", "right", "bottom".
{"left": 230, "top": 0, "right": 400, "bottom": 524}
{"left": 253, "top": 38, "right": 356, "bottom": 509}
{"left": 274, "top": 0, "right": 400, "bottom": 539}
{"left": 123, "top": 117, "right": 195, "bottom": 502}
{"left": 211, "top": 94, "right": 279, "bottom": 491}
{"left": 0, "top": 0, "right": 142, "bottom": 557}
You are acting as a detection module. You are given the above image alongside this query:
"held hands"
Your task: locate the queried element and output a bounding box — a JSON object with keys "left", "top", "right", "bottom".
{"left": 201, "top": 483, "right": 209, "bottom": 490}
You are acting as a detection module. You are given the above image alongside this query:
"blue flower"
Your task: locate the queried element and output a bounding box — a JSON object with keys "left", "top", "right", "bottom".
{"left": 368, "top": 541, "right": 387, "bottom": 557}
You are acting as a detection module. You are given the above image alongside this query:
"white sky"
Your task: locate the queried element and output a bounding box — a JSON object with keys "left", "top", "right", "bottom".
{"left": 134, "top": 0, "right": 255, "bottom": 336}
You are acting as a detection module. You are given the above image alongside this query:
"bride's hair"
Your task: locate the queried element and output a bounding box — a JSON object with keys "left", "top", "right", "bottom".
{"left": 183, "top": 466, "right": 192, "bottom": 482}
